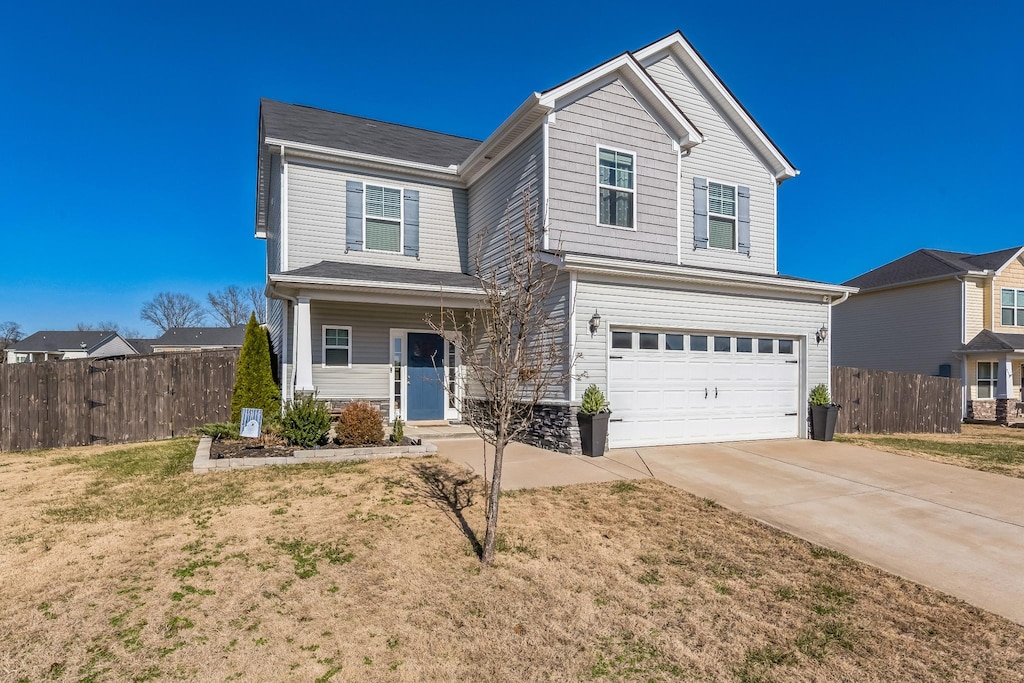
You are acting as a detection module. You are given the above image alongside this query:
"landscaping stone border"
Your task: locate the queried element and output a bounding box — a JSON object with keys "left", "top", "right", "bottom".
{"left": 193, "top": 436, "right": 437, "bottom": 474}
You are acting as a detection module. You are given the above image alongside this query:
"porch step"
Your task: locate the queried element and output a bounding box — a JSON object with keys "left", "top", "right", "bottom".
{"left": 404, "top": 423, "right": 479, "bottom": 441}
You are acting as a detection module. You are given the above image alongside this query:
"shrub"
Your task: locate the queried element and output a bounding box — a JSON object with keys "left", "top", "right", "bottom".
{"left": 230, "top": 313, "right": 281, "bottom": 424}
{"left": 809, "top": 383, "right": 831, "bottom": 407}
{"left": 390, "top": 417, "right": 405, "bottom": 444}
{"left": 335, "top": 402, "right": 385, "bottom": 447}
{"left": 282, "top": 394, "right": 332, "bottom": 448}
{"left": 580, "top": 384, "right": 609, "bottom": 414}
{"left": 195, "top": 422, "right": 239, "bottom": 440}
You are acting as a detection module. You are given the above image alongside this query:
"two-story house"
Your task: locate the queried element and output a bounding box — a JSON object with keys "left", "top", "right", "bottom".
{"left": 255, "top": 31, "right": 855, "bottom": 452}
{"left": 833, "top": 246, "right": 1024, "bottom": 423}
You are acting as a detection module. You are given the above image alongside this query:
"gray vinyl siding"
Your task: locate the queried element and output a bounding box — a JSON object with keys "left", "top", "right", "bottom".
{"left": 309, "top": 301, "right": 451, "bottom": 400}
{"left": 267, "top": 154, "right": 282, "bottom": 275}
{"left": 831, "top": 279, "right": 963, "bottom": 377}
{"left": 286, "top": 160, "right": 469, "bottom": 273}
{"left": 645, "top": 55, "right": 777, "bottom": 275}
{"left": 535, "top": 270, "right": 572, "bottom": 401}
{"left": 467, "top": 127, "right": 544, "bottom": 277}
{"left": 267, "top": 297, "right": 285, "bottom": 384}
{"left": 573, "top": 277, "right": 828, "bottom": 426}
{"left": 547, "top": 80, "right": 678, "bottom": 263}
{"left": 90, "top": 337, "right": 138, "bottom": 359}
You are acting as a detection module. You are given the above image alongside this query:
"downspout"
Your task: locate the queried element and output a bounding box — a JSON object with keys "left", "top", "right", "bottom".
{"left": 957, "top": 276, "right": 967, "bottom": 418}
{"left": 826, "top": 291, "right": 852, "bottom": 395}
{"left": 268, "top": 283, "right": 297, "bottom": 406}
{"left": 541, "top": 114, "right": 550, "bottom": 251}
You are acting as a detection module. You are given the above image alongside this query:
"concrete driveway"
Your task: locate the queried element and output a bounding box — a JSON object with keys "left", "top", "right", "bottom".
{"left": 606, "top": 439, "right": 1024, "bottom": 626}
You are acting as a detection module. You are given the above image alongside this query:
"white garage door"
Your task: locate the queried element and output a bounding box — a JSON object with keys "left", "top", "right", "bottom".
{"left": 607, "top": 330, "right": 800, "bottom": 448}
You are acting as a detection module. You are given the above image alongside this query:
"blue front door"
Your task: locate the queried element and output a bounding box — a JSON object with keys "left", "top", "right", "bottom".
{"left": 407, "top": 333, "right": 445, "bottom": 421}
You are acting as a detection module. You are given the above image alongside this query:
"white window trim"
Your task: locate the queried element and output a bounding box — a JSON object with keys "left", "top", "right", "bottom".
{"left": 707, "top": 178, "right": 738, "bottom": 252}
{"left": 999, "top": 288, "right": 1024, "bottom": 327}
{"left": 595, "top": 144, "right": 638, "bottom": 232}
{"left": 321, "top": 325, "right": 352, "bottom": 369}
{"left": 363, "top": 183, "right": 404, "bottom": 254}
{"left": 977, "top": 361, "right": 997, "bottom": 399}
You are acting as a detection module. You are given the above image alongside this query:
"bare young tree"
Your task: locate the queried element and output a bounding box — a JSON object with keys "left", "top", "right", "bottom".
{"left": 247, "top": 286, "right": 267, "bottom": 324}
{"left": 429, "top": 190, "right": 575, "bottom": 564}
{"left": 207, "top": 286, "right": 250, "bottom": 327}
{"left": 0, "top": 321, "right": 23, "bottom": 363}
{"left": 140, "top": 292, "right": 206, "bottom": 332}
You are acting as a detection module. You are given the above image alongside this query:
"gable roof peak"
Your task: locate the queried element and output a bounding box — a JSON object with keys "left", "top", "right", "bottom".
{"left": 632, "top": 29, "right": 798, "bottom": 182}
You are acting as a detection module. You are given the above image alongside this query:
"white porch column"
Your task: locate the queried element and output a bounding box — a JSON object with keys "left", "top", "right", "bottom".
{"left": 294, "top": 296, "right": 315, "bottom": 392}
{"left": 996, "top": 355, "right": 1013, "bottom": 399}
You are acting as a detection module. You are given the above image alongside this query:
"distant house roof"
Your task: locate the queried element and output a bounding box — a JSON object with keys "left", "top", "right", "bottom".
{"left": 845, "top": 246, "right": 1024, "bottom": 291}
{"left": 275, "top": 261, "right": 485, "bottom": 291}
{"left": 10, "top": 330, "right": 118, "bottom": 354}
{"left": 960, "top": 330, "right": 1024, "bottom": 354}
{"left": 152, "top": 326, "right": 247, "bottom": 348}
{"left": 260, "top": 99, "right": 482, "bottom": 168}
{"left": 127, "top": 338, "right": 155, "bottom": 355}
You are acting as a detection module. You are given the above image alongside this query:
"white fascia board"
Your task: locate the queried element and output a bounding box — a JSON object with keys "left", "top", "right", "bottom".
{"left": 561, "top": 253, "right": 857, "bottom": 298}
{"left": 993, "top": 246, "right": 1024, "bottom": 275}
{"left": 265, "top": 138, "right": 463, "bottom": 183}
{"left": 633, "top": 33, "right": 798, "bottom": 181}
{"left": 538, "top": 54, "right": 702, "bottom": 149}
{"left": 459, "top": 94, "right": 550, "bottom": 182}
{"left": 269, "top": 273, "right": 487, "bottom": 298}
{"left": 254, "top": 230, "right": 267, "bottom": 239}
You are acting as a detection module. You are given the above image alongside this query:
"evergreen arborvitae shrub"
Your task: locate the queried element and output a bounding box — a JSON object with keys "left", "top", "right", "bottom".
{"left": 230, "top": 313, "right": 281, "bottom": 424}
{"left": 282, "top": 394, "right": 332, "bottom": 448}
{"left": 335, "top": 402, "right": 385, "bottom": 446}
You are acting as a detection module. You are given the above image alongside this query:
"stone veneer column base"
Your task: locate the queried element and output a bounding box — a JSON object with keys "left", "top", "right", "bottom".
{"left": 514, "top": 403, "right": 582, "bottom": 455}
{"left": 995, "top": 398, "right": 1011, "bottom": 425}
{"left": 966, "top": 399, "right": 996, "bottom": 422}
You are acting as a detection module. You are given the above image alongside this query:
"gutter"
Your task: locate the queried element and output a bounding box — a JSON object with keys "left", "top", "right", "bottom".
{"left": 265, "top": 138, "right": 463, "bottom": 182}
{"left": 558, "top": 253, "right": 857, "bottom": 298}
{"left": 852, "top": 270, "right": 991, "bottom": 295}
{"left": 268, "top": 273, "right": 487, "bottom": 297}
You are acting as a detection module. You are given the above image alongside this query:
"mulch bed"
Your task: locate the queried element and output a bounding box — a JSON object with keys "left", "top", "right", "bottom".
{"left": 209, "top": 438, "right": 416, "bottom": 459}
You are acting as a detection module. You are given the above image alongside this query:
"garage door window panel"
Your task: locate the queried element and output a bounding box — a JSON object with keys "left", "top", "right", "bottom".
{"left": 758, "top": 338, "right": 774, "bottom": 354}
{"left": 639, "top": 333, "right": 659, "bottom": 350}
{"left": 612, "top": 331, "right": 633, "bottom": 349}
{"left": 690, "top": 335, "right": 708, "bottom": 352}
{"left": 665, "top": 334, "right": 684, "bottom": 351}
{"left": 778, "top": 339, "right": 794, "bottom": 354}
{"left": 737, "top": 337, "right": 752, "bottom": 353}
{"left": 714, "top": 336, "right": 732, "bottom": 352}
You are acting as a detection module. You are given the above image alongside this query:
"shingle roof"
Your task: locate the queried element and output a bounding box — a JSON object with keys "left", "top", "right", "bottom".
{"left": 152, "top": 326, "right": 247, "bottom": 348}
{"left": 11, "top": 330, "right": 117, "bottom": 353}
{"left": 280, "top": 261, "right": 484, "bottom": 290}
{"left": 960, "top": 330, "right": 1024, "bottom": 353}
{"left": 127, "top": 338, "right": 155, "bottom": 355}
{"left": 260, "top": 99, "right": 482, "bottom": 168}
{"left": 844, "top": 246, "right": 1024, "bottom": 290}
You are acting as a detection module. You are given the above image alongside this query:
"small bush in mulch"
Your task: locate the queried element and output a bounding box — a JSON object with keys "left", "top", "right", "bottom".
{"left": 282, "top": 394, "right": 332, "bottom": 448}
{"left": 334, "top": 401, "right": 385, "bottom": 447}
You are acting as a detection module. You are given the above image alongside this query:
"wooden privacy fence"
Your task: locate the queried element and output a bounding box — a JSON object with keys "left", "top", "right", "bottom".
{"left": 831, "top": 366, "right": 962, "bottom": 434}
{"left": 0, "top": 350, "right": 239, "bottom": 452}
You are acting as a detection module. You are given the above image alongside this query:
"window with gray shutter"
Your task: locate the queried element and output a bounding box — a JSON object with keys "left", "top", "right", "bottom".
{"left": 708, "top": 182, "right": 736, "bottom": 250}
{"left": 365, "top": 185, "right": 402, "bottom": 252}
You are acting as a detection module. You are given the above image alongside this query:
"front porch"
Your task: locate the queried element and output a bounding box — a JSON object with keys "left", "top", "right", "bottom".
{"left": 269, "top": 262, "right": 487, "bottom": 426}
{"left": 963, "top": 353, "right": 1024, "bottom": 425}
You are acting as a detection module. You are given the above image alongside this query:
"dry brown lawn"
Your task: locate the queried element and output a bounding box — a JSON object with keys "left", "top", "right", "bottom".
{"left": 837, "top": 423, "right": 1024, "bottom": 478}
{"left": 1, "top": 438, "right": 1023, "bottom": 682}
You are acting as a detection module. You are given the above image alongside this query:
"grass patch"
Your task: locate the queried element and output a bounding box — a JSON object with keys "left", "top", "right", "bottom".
{"left": 837, "top": 424, "right": 1024, "bottom": 477}
{"left": 1, "top": 439, "right": 1023, "bottom": 681}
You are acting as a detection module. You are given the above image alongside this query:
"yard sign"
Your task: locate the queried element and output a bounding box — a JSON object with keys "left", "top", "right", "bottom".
{"left": 240, "top": 408, "right": 263, "bottom": 438}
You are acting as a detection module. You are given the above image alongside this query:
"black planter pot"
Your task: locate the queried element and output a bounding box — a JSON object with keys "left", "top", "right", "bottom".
{"left": 810, "top": 405, "right": 839, "bottom": 441}
{"left": 577, "top": 411, "right": 610, "bottom": 457}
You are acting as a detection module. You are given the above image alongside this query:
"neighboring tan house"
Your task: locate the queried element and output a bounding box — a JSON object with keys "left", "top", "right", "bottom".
{"left": 833, "top": 245, "right": 1024, "bottom": 422}
{"left": 4, "top": 330, "right": 140, "bottom": 363}
{"left": 150, "top": 326, "right": 247, "bottom": 353}
{"left": 255, "top": 31, "right": 855, "bottom": 452}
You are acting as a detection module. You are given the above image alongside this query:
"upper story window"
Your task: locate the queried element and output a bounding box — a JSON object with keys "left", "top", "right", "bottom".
{"left": 708, "top": 182, "right": 737, "bottom": 250}
{"left": 365, "top": 185, "right": 403, "bottom": 252}
{"left": 1001, "top": 288, "right": 1024, "bottom": 326}
{"left": 597, "top": 148, "right": 635, "bottom": 229}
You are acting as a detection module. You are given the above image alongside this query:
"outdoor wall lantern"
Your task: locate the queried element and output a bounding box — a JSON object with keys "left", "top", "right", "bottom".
{"left": 816, "top": 323, "right": 828, "bottom": 344}
{"left": 589, "top": 311, "right": 602, "bottom": 336}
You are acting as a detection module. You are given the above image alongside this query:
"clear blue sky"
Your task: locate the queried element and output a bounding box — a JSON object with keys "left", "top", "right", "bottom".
{"left": 2, "top": 1, "right": 1021, "bottom": 336}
